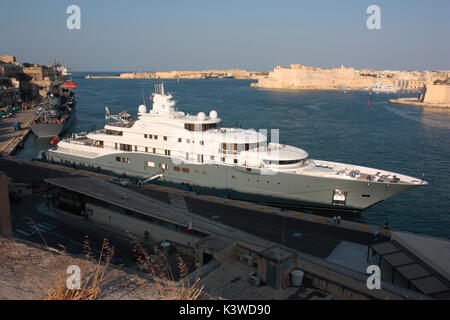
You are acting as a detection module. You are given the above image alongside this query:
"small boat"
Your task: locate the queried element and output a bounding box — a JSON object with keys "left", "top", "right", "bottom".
{"left": 61, "top": 81, "right": 77, "bottom": 89}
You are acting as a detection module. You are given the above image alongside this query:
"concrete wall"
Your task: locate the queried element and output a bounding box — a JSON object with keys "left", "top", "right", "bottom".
{"left": 0, "top": 173, "right": 12, "bottom": 237}
{"left": 195, "top": 241, "right": 235, "bottom": 266}
{"left": 86, "top": 203, "right": 202, "bottom": 248}
{"left": 424, "top": 85, "right": 450, "bottom": 104}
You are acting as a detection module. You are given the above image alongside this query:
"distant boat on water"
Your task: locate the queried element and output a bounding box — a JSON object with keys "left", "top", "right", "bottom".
{"left": 367, "top": 81, "right": 399, "bottom": 93}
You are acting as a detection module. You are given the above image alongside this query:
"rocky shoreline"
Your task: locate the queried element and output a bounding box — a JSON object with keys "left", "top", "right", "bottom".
{"left": 389, "top": 97, "right": 449, "bottom": 108}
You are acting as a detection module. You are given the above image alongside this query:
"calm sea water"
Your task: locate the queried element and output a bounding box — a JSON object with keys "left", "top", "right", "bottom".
{"left": 18, "top": 73, "right": 450, "bottom": 239}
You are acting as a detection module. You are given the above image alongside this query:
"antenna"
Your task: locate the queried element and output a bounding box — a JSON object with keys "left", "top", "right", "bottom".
{"left": 141, "top": 85, "right": 145, "bottom": 106}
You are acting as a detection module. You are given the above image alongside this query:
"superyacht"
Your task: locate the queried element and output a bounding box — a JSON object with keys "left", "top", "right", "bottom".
{"left": 42, "top": 84, "right": 427, "bottom": 213}
{"left": 368, "top": 81, "right": 399, "bottom": 93}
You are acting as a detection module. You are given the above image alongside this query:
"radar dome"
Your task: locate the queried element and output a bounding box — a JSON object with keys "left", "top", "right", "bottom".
{"left": 197, "top": 112, "right": 206, "bottom": 121}
{"left": 138, "top": 105, "right": 147, "bottom": 114}
{"left": 209, "top": 110, "right": 218, "bottom": 119}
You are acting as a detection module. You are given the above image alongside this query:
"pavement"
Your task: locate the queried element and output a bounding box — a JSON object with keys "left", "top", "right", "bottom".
{"left": 132, "top": 185, "right": 389, "bottom": 259}
{"left": 0, "top": 107, "right": 36, "bottom": 155}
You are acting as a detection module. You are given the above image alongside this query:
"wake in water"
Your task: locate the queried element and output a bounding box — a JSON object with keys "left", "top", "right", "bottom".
{"left": 383, "top": 103, "right": 450, "bottom": 129}
{"left": 304, "top": 104, "right": 321, "bottom": 111}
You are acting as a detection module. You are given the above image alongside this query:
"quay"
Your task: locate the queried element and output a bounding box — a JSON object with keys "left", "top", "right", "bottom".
{"left": 0, "top": 106, "right": 36, "bottom": 155}
{"left": 1, "top": 156, "right": 449, "bottom": 299}
{"left": 389, "top": 97, "right": 449, "bottom": 109}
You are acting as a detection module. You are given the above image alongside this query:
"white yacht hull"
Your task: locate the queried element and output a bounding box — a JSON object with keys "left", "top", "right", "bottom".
{"left": 44, "top": 149, "right": 421, "bottom": 213}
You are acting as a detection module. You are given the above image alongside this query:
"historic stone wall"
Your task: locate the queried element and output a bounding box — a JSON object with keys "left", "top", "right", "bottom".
{"left": 252, "top": 64, "right": 435, "bottom": 91}
{"left": 424, "top": 85, "right": 450, "bottom": 104}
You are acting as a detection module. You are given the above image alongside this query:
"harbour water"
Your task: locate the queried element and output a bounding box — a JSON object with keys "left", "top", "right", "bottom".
{"left": 17, "top": 72, "right": 450, "bottom": 239}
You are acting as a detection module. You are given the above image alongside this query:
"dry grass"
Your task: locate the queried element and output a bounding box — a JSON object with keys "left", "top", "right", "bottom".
{"left": 37, "top": 237, "right": 114, "bottom": 300}
{"left": 131, "top": 240, "right": 204, "bottom": 300}
{"left": 18, "top": 207, "right": 203, "bottom": 300}
{"left": 20, "top": 207, "right": 114, "bottom": 300}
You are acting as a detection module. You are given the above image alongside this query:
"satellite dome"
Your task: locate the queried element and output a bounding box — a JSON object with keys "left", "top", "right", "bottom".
{"left": 138, "top": 105, "right": 147, "bottom": 114}
{"left": 209, "top": 110, "right": 218, "bottom": 119}
{"left": 197, "top": 112, "right": 206, "bottom": 121}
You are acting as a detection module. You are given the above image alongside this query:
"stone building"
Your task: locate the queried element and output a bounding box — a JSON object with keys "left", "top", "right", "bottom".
{"left": 0, "top": 55, "right": 19, "bottom": 66}
{"left": 0, "top": 60, "right": 20, "bottom": 106}
{"left": 21, "top": 65, "right": 58, "bottom": 98}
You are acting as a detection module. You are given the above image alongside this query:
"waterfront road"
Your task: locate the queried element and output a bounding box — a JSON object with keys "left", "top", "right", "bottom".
{"left": 134, "top": 186, "right": 388, "bottom": 258}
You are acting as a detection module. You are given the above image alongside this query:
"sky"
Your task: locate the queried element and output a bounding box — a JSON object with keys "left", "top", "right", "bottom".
{"left": 1, "top": 0, "right": 449, "bottom": 72}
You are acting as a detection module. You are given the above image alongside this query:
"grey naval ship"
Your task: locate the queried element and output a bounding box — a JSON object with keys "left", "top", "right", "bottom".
{"left": 30, "top": 86, "right": 76, "bottom": 138}
{"left": 42, "top": 84, "right": 427, "bottom": 213}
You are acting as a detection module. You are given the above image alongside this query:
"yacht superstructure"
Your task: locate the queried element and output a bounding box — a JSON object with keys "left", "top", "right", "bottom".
{"left": 44, "top": 84, "right": 427, "bottom": 213}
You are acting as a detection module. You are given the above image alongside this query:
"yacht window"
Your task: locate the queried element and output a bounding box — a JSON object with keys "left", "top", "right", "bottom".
{"left": 154, "top": 135, "right": 158, "bottom": 140}
{"left": 182, "top": 168, "right": 190, "bottom": 173}
{"left": 263, "top": 159, "right": 308, "bottom": 166}
{"left": 234, "top": 159, "right": 238, "bottom": 164}
{"left": 120, "top": 144, "right": 132, "bottom": 151}
{"left": 178, "top": 138, "right": 182, "bottom": 143}
{"left": 174, "top": 166, "right": 181, "bottom": 172}
{"left": 210, "top": 156, "right": 214, "bottom": 160}
{"left": 106, "top": 129, "right": 123, "bottom": 136}
{"left": 149, "top": 135, "right": 153, "bottom": 139}
{"left": 165, "top": 150, "right": 171, "bottom": 156}
{"left": 145, "top": 147, "right": 148, "bottom": 153}
{"left": 116, "top": 157, "right": 129, "bottom": 163}
{"left": 153, "top": 148, "right": 156, "bottom": 153}
{"left": 146, "top": 161, "right": 155, "bottom": 167}
{"left": 200, "top": 141, "right": 204, "bottom": 145}
{"left": 186, "top": 139, "right": 190, "bottom": 144}
{"left": 144, "top": 134, "right": 148, "bottom": 138}
{"left": 160, "top": 163, "right": 168, "bottom": 170}
{"left": 202, "top": 123, "right": 217, "bottom": 131}
{"left": 245, "top": 143, "right": 249, "bottom": 151}
{"left": 164, "top": 136, "right": 167, "bottom": 141}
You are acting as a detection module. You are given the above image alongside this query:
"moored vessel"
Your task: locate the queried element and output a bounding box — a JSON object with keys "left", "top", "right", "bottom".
{"left": 43, "top": 84, "right": 427, "bottom": 213}
{"left": 30, "top": 90, "right": 76, "bottom": 138}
